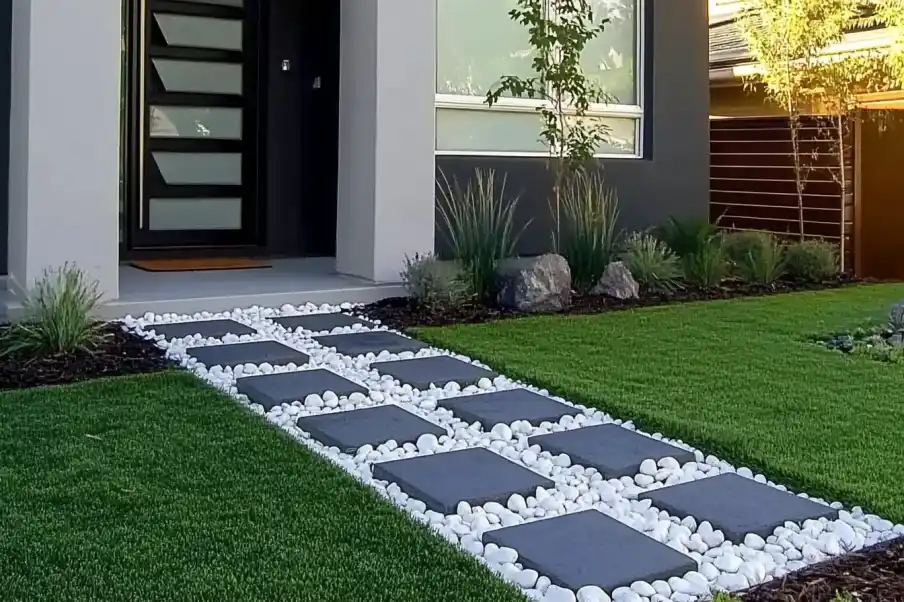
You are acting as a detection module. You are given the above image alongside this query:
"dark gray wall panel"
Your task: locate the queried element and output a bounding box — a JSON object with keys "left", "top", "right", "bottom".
{"left": 435, "top": 0, "right": 710, "bottom": 258}
{"left": 0, "top": 2, "right": 10, "bottom": 272}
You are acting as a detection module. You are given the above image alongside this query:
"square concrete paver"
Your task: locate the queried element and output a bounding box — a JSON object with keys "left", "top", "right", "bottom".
{"left": 639, "top": 473, "right": 840, "bottom": 542}
{"left": 439, "top": 389, "right": 580, "bottom": 428}
{"left": 371, "top": 356, "right": 498, "bottom": 390}
{"left": 529, "top": 424, "right": 696, "bottom": 478}
{"left": 297, "top": 405, "right": 447, "bottom": 453}
{"left": 187, "top": 341, "right": 309, "bottom": 369}
{"left": 149, "top": 319, "right": 256, "bottom": 340}
{"left": 315, "top": 331, "right": 427, "bottom": 357}
{"left": 371, "top": 447, "right": 553, "bottom": 514}
{"left": 274, "top": 312, "right": 376, "bottom": 332}
{"left": 484, "top": 510, "right": 697, "bottom": 592}
{"left": 236, "top": 369, "right": 368, "bottom": 411}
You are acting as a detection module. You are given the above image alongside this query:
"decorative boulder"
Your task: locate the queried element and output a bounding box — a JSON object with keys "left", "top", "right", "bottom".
{"left": 592, "top": 261, "right": 639, "bottom": 300}
{"left": 889, "top": 300, "right": 904, "bottom": 329}
{"left": 496, "top": 254, "right": 571, "bottom": 313}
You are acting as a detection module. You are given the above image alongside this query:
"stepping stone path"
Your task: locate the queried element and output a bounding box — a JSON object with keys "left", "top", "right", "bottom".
{"left": 372, "top": 448, "right": 553, "bottom": 514}
{"left": 640, "top": 473, "right": 840, "bottom": 542}
{"left": 134, "top": 304, "right": 899, "bottom": 601}
{"left": 439, "top": 388, "right": 580, "bottom": 429}
{"left": 187, "top": 340, "right": 310, "bottom": 369}
{"left": 236, "top": 369, "right": 368, "bottom": 411}
{"left": 530, "top": 423, "right": 696, "bottom": 478}
{"left": 274, "top": 312, "right": 376, "bottom": 332}
{"left": 148, "top": 318, "right": 256, "bottom": 339}
{"left": 297, "top": 405, "right": 447, "bottom": 453}
{"left": 485, "top": 509, "right": 698, "bottom": 593}
{"left": 315, "top": 331, "right": 427, "bottom": 356}
{"left": 372, "top": 355, "right": 498, "bottom": 390}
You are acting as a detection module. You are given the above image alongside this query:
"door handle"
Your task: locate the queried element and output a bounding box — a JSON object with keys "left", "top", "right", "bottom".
{"left": 312, "top": 76, "right": 322, "bottom": 90}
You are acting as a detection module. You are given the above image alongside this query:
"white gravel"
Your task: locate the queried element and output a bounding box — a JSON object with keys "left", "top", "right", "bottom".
{"left": 124, "top": 302, "right": 904, "bottom": 602}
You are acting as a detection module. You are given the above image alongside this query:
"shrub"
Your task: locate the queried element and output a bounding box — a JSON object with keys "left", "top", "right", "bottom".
{"left": 655, "top": 216, "right": 720, "bottom": 258}
{"left": 784, "top": 239, "right": 839, "bottom": 282}
{"left": 436, "top": 168, "right": 527, "bottom": 302}
{"left": 620, "top": 232, "right": 682, "bottom": 293}
{"left": 1, "top": 263, "right": 107, "bottom": 357}
{"left": 724, "top": 231, "right": 786, "bottom": 285}
{"left": 400, "top": 253, "right": 471, "bottom": 308}
{"left": 558, "top": 169, "right": 622, "bottom": 293}
{"left": 682, "top": 240, "right": 730, "bottom": 288}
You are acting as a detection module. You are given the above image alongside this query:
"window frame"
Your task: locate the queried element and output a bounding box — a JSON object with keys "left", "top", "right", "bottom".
{"left": 434, "top": 0, "right": 647, "bottom": 159}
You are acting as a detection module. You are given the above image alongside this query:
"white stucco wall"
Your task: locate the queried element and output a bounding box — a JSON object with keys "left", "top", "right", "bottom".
{"left": 336, "top": 0, "right": 436, "bottom": 283}
{"left": 7, "top": 0, "right": 121, "bottom": 300}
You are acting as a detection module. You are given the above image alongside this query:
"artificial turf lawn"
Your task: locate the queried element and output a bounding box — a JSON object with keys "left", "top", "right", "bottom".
{"left": 0, "top": 371, "right": 526, "bottom": 602}
{"left": 418, "top": 283, "right": 904, "bottom": 524}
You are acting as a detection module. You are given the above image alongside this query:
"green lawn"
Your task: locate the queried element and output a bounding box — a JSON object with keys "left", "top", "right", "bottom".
{"left": 419, "top": 284, "right": 904, "bottom": 524}
{"left": 0, "top": 372, "right": 525, "bottom": 602}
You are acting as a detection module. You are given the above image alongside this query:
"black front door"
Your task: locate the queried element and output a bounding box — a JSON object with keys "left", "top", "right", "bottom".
{"left": 128, "top": 0, "right": 260, "bottom": 250}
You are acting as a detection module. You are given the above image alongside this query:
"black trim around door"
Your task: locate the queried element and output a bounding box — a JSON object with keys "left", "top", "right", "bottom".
{"left": 125, "top": 0, "right": 261, "bottom": 251}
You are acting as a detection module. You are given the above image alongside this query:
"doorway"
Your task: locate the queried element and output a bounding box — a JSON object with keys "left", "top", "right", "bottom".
{"left": 126, "top": 0, "right": 261, "bottom": 252}
{"left": 122, "top": 0, "right": 340, "bottom": 258}
{"left": 263, "top": 0, "right": 340, "bottom": 257}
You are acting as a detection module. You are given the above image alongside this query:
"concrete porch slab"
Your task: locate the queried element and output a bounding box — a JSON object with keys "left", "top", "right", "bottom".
{"left": 12, "top": 258, "right": 405, "bottom": 320}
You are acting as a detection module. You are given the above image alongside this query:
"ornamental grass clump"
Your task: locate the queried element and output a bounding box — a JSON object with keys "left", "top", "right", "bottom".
{"left": 559, "top": 169, "right": 622, "bottom": 293}
{"left": 620, "top": 232, "right": 682, "bottom": 293}
{"left": 724, "top": 230, "right": 786, "bottom": 285}
{"left": 1, "top": 263, "right": 107, "bottom": 357}
{"left": 436, "top": 168, "right": 527, "bottom": 302}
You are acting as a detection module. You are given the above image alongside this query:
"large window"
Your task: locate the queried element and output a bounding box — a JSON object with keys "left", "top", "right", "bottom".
{"left": 435, "top": 0, "right": 644, "bottom": 158}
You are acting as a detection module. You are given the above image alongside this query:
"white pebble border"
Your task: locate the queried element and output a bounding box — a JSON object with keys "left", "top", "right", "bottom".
{"left": 125, "top": 302, "right": 904, "bottom": 602}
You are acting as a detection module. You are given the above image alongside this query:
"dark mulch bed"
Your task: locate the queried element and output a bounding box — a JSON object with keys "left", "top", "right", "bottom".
{"left": 364, "top": 277, "right": 864, "bottom": 330}
{"left": 742, "top": 536, "right": 904, "bottom": 602}
{"left": 0, "top": 323, "right": 173, "bottom": 391}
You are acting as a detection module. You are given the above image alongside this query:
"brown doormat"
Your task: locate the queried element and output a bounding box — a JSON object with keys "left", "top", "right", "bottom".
{"left": 130, "top": 258, "right": 272, "bottom": 272}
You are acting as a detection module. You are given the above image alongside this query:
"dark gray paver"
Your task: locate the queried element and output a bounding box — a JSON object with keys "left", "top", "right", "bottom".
{"left": 297, "top": 405, "right": 447, "bottom": 453}
{"left": 187, "top": 341, "right": 309, "bottom": 368}
{"left": 371, "top": 356, "right": 498, "bottom": 390}
{"left": 315, "top": 331, "right": 427, "bottom": 356}
{"left": 371, "top": 447, "right": 553, "bottom": 514}
{"left": 639, "top": 473, "right": 840, "bottom": 542}
{"left": 484, "top": 510, "right": 697, "bottom": 592}
{"left": 439, "top": 388, "right": 580, "bottom": 428}
{"left": 529, "top": 424, "right": 696, "bottom": 478}
{"left": 236, "top": 369, "right": 367, "bottom": 411}
{"left": 149, "top": 319, "right": 256, "bottom": 340}
{"left": 274, "top": 312, "right": 376, "bottom": 332}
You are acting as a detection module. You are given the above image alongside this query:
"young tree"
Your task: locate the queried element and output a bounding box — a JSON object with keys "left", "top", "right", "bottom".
{"left": 737, "top": 0, "right": 855, "bottom": 241}
{"left": 485, "top": 0, "right": 612, "bottom": 252}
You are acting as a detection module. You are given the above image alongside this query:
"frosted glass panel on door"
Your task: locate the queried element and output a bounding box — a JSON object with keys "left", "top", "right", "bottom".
{"left": 154, "top": 13, "right": 243, "bottom": 51}
{"left": 149, "top": 197, "right": 242, "bottom": 230}
{"left": 153, "top": 59, "right": 242, "bottom": 95}
{"left": 150, "top": 106, "right": 242, "bottom": 139}
{"left": 153, "top": 152, "right": 242, "bottom": 185}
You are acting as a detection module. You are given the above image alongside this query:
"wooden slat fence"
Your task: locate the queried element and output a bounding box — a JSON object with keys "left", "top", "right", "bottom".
{"left": 710, "top": 116, "right": 855, "bottom": 272}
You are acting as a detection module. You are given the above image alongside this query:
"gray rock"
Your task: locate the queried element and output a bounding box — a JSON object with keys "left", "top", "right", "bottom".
{"left": 890, "top": 301, "right": 904, "bottom": 329}
{"left": 496, "top": 254, "right": 571, "bottom": 313}
{"left": 592, "top": 261, "right": 639, "bottom": 299}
